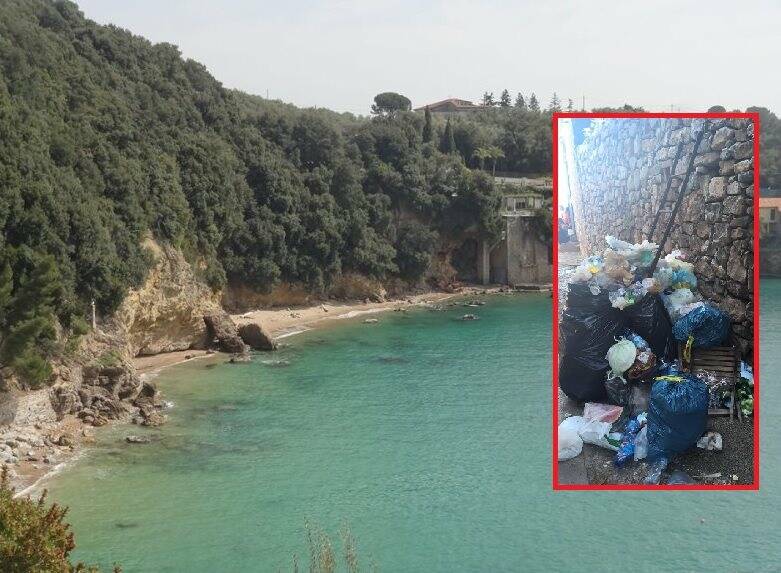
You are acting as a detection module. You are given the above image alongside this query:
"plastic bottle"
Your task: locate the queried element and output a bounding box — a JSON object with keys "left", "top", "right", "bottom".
{"left": 614, "top": 418, "right": 641, "bottom": 467}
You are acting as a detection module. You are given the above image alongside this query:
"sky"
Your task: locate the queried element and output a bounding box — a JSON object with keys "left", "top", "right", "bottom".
{"left": 76, "top": 0, "right": 780, "bottom": 116}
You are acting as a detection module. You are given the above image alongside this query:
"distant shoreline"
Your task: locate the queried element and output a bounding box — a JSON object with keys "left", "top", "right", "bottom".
{"left": 131, "top": 288, "right": 499, "bottom": 376}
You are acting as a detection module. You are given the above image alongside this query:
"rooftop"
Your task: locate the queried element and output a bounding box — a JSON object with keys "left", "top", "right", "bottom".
{"left": 414, "top": 98, "right": 483, "bottom": 112}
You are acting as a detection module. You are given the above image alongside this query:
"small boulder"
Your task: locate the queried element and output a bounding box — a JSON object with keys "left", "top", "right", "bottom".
{"left": 238, "top": 322, "right": 277, "bottom": 351}
{"left": 125, "top": 435, "right": 151, "bottom": 444}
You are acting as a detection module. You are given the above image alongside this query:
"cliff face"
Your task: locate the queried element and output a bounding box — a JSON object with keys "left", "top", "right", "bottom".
{"left": 110, "top": 239, "right": 223, "bottom": 357}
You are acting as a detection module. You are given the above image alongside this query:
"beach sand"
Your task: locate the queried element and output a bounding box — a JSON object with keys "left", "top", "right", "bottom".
{"left": 131, "top": 291, "right": 471, "bottom": 375}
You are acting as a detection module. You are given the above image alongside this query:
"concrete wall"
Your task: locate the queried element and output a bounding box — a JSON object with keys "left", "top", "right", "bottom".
{"left": 477, "top": 216, "right": 552, "bottom": 286}
{"left": 505, "top": 217, "right": 552, "bottom": 285}
{"left": 572, "top": 117, "right": 754, "bottom": 354}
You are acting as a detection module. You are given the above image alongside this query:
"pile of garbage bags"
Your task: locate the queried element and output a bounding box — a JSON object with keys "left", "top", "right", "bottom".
{"left": 558, "top": 364, "right": 710, "bottom": 484}
{"left": 558, "top": 236, "right": 748, "bottom": 484}
{"left": 560, "top": 236, "right": 732, "bottom": 403}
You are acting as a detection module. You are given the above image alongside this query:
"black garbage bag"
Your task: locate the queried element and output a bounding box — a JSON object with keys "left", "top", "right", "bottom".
{"left": 646, "top": 367, "right": 708, "bottom": 461}
{"left": 559, "top": 284, "right": 628, "bottom": 402}
{"left": 624, "top": 294, "right": 677, "bottom": 362}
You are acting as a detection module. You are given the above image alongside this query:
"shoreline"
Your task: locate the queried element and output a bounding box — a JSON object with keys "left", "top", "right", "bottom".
{"left": 129, "top": 289, "right": 485, "bottom": 375}
{"left": 7, "top": 286, "right": 527, "bottom": 495}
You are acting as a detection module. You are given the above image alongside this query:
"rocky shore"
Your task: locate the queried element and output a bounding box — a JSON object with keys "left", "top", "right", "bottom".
{"left": 0, "top": 236, "right": 530, "bottom": 494}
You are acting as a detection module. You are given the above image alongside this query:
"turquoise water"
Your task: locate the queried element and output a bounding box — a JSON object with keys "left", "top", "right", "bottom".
{"left": 47, "top": 287, "right": 777, "bottom": 572}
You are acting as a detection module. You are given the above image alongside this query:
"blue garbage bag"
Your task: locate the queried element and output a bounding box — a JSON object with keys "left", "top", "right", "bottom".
{"left": 670, "top": 268, "right": 697, "bottom": 289}
{"left": 672, "top": 304, "right": 731, "bottom": 348}
{"left": 646, "top": 371, "right": 708, "bottom": 461}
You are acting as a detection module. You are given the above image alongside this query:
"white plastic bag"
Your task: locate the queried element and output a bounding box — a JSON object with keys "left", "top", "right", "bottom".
{"left": 558, "top": 416, "right": 586, "bottom": 461}
{"left": 579, "top": 419, "right": 617, "bottom": 451}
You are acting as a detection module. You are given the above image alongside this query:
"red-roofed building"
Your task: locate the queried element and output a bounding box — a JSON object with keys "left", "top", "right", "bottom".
{"left": 414, "top": 98, "right": 483, "bottom": 116}
{"left": 760, "top": 197, "right": 781, "bottom": 237}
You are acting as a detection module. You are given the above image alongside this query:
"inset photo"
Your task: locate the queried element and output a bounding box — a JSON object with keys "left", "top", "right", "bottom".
{"left": 554, "top": 114, "right": 759, "bottom": 489}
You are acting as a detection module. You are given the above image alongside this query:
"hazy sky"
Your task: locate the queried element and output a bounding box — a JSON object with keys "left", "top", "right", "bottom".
{"left": 77, "top": 0, "right": 780, "bottom": 116}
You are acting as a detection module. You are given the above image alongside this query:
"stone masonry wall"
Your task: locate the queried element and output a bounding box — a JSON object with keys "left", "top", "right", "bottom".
{"left": 572, "top": 118, "right": 754, "bottom": 354}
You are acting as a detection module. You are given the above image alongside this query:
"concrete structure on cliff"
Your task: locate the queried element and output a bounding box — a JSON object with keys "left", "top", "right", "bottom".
{"left": 568, "top": 117, "right": 755, "bottom": 354}
{"left": 476, "top": 186, "right": 552, "bottom": 286}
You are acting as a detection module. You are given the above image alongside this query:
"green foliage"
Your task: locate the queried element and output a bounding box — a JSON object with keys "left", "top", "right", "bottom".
{"left": 0, "top": 251, "right": 61, "bottom": 387}
{"left": 499, "top": 89, "right": 511, "bottom": 108}
{"left": 370, "top": 92, "right": 411, "bottom": 116}
{"left": 0, "top": 468, "right": 119, "bottom": 572}
{"left": 529, "top": 93, "right": 540, "bottom": 112}
{"left": 440, "top": 119, "right": 456, "bottom": 154}
{"left": 422, "top": 107, "right": 433, "bottom": 143}
{"left": 394, "top": 222, "right": 437, "bottom": 281}
{"left": 94, "top": 350, "right": 122, "bottom": 369}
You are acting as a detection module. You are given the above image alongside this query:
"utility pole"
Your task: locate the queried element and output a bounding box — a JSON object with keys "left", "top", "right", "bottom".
{"left": 581, "top": 95, "right": 585, "bottom": 112}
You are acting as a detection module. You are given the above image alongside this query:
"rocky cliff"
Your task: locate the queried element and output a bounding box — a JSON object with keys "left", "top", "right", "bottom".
{"left": 109, "top": 239, "right": 224, "bottom": 357}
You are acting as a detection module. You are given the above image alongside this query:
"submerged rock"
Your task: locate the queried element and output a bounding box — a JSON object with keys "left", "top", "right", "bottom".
{"left": 125, "top": 435, "right": 151, "bottom": 444}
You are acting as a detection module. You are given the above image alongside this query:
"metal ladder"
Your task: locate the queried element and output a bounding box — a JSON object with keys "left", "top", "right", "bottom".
{"left": 646, "top": 121, "right": 710, "bottom": 276}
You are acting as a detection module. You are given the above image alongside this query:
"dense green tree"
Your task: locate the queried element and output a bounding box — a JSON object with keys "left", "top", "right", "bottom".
{"left": 394, "top": 222, "right": 437, "bottom": 281}
{"left": 422, "top": 106, "right": 433, "bottom": 143}
{"left": 499, "top": 89, "right": 511, "bottom": 108}
{"left": 370, "top": 92, "right": 411, "bottom": 116}
{"left": 529, "top": 93, "right": 540, "bottom": 112}
{"left": 482, "top": 92, "right": 495, "bottom": 107}
{"left": 440, "top": 118, "right": 457, "bottom": 154}
{"left": 514, "top": 93, "right": 526, "bottom": 109}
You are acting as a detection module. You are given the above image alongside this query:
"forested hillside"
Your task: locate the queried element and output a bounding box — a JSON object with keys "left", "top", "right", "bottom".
{"left": 0, "top": 1, "right": 523, "bottom": 384}
{"left": 1, "top": 0, "right": 776, "bottom": 388}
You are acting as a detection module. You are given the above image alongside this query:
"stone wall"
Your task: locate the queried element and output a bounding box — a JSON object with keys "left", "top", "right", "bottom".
{"left": 572, "top": 118, "right": 754, "bottom": 354}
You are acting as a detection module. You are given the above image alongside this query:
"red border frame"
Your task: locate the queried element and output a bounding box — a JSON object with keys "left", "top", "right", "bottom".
{"left": 551, "top": 111, "right": 760, "bottom": 490}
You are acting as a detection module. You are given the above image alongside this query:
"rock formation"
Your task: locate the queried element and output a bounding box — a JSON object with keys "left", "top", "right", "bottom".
{"left": 237, "top": 323, "right": 277, "bottom": 351}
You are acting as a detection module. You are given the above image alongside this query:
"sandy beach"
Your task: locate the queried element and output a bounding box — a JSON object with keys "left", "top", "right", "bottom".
{"left": 130, "top": 291, "right": 473, "bottom": 375}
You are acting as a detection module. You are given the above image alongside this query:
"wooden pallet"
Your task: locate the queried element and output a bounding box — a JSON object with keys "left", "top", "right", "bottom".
{"left": 679, "top": 344, "right": 740, "bottom": 420}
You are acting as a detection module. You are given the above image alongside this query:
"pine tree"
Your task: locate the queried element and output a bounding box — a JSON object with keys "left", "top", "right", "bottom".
{"left": 549, "top": 92, "right": 561, "bottom": 112}
{"left": 499, "top": 89, "right": 511, "bottom": 107}
{"left": 514, "top": 92, "right": 526, "bottom": 109}
{"left": 440, "top": 118, "right": 456, "bottom": 154}
{"left": 529, "top": 93, "right": 540, "bottom": 112}
{"left": 482, "top": 92, "right": 495, "bottom": 107}
{"left": 422, "top": 106, "right": 433, "bottom": 143}
{"left": 567, "top": 98, "right": 574, "bottom": 112}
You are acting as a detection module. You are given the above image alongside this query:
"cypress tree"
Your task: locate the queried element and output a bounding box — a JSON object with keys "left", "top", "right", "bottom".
{"left": 440, "top": 118, "right": 456, "bottom": 154}
{"left": 529, "top": 93, "right": 540, "bottom": 112}
{"left": 422, "top": 106, "right": 433, "bottom": 143}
